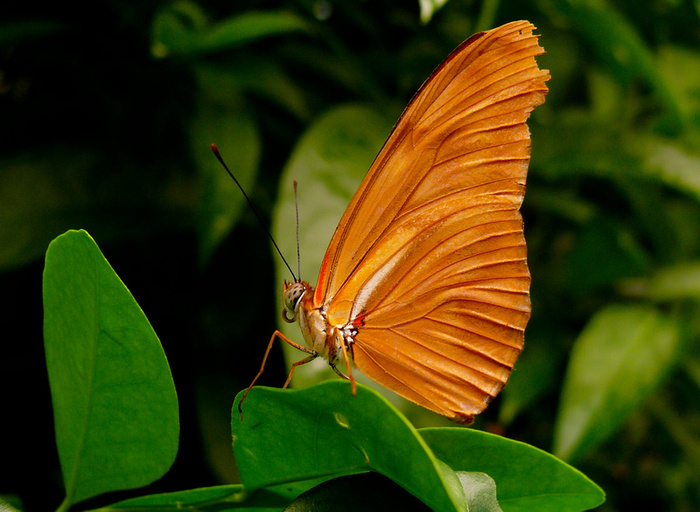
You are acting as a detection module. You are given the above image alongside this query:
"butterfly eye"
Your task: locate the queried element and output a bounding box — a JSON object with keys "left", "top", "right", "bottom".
{"left": 283, "top": 282, "right": 306, "bottom": 319}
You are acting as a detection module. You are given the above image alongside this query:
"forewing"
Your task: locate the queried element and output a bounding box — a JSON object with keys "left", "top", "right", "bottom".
{"left": 318, "top": 21, "right": 549, "bottom": 420}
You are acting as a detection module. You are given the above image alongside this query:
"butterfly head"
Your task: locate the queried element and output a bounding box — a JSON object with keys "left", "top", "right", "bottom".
{"left": 282, "top": 280, "right": 309, "bottom": 323}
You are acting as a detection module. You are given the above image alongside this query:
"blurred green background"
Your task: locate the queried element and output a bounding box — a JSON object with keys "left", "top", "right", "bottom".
{"left": 2, "top": 0, "right": 700, "bottom": 510}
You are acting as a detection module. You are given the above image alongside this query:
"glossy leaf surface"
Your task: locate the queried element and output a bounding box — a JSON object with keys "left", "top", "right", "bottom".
{"left": 43, "top": 230, "right": 179, "bottom": 506}
{"left": 553, "top": 304, "right": 682, "bottom": 462}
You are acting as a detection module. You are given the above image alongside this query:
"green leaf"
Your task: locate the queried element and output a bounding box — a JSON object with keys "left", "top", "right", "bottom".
{"left": 638, "top": 133, "right": 700, "bottom": 202}
{"left": 421, "top": 428, "right": 605, "bottom": 512}
{"left": 150, "top": 0, "right": 207, "bottom": 58}
{"left": 634, "top": 261, "right": 700, "bottom": 301}
{"left": 271, "top": 104, "right": 394, "bottom": 388}
{"left": 43, "top": 230, "right": 179, "bottom": 507}
{"left": 553, "top": 304, "right": 682, "bottom": 462}
{"left": 103, "top": 484, "right": 290, "bottom": 511}
{"left": 657, "top": 45, "right": 700, "bottom": 122}
{"left": 418, "top": 0, "right": 449, "bottom": 24}
{"left": 192, "top": 10, "right": 312, "bottom": 55}
{"left": 0, "top": 495, "right": 23, "bottom": 512}
{"left": 232, "top": 381, "right": 469, "bottom": 512}
{"left": 151, "top": 2, "right": 312, "bottom": 59}
{"left": 456, "top": 472, "right": 502, "bottom": 512}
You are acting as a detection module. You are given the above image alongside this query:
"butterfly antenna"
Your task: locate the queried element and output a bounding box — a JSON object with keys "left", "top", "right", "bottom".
{"left": 211, "top": 144, "right": 297, "bottom": 282}
{"left": 293, "top": 181, "right": 301, "bottom": 281}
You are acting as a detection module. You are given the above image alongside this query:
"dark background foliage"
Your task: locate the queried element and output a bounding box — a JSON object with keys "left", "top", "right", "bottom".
{"left": 2, "top": 0, "right": 699, "bottom": 510}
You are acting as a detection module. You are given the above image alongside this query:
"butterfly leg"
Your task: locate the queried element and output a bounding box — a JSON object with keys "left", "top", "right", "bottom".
{"left": 335, "top": 331, "right": 357, "bottom": 396}
{"left": 238, "top": 329, "right": 316, "bottom": 418}
{"left": 283, "top": 353, "right": 318, "bottom": 388}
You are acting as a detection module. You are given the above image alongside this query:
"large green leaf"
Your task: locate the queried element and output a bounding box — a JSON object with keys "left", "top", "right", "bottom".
{"left": 232, "top": 382, "right": 604, "bottom": 512}
{"left": 232, "top": 382, "right": 469, "bottom": 512}
{"left": 43, "top": 230, "right": 179, "bottom": 507}
{"left": 421, "top": 428, "right": 605, "bottom": 512}
{"left": 553, "top": 304, "right": 682, "bottom": 462}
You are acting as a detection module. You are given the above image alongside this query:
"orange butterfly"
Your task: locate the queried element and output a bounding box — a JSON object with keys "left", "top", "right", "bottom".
{"left": 243, "top": 20, "right": 549, "bottom": 424}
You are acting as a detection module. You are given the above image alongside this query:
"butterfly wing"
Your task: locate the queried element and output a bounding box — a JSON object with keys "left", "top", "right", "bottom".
{"left": 315, "top": 21, "right": 549, "bottom": 422}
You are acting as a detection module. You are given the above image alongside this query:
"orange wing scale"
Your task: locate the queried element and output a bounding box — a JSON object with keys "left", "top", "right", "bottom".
{"left": 311, "top": 20, "right": 549, "bottom": 423}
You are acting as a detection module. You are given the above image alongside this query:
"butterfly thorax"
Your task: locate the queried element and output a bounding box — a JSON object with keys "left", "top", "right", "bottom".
{"left": 282, "top": 280, "right": 352, "bottom": 370}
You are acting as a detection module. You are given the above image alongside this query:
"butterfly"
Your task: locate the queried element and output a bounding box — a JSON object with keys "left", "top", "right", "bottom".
{"left": 242, "top": 20, "right": 550, "bottom": 424}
